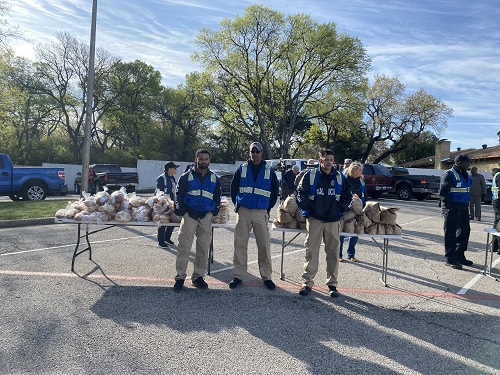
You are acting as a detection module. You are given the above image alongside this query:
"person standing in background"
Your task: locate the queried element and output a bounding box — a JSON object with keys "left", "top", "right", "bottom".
{"left": 439, "top": 154, "right": 472, "bottom": 269}
{"left": 282, "top": 165, "right": 299, "bottom": 198}
{"left": 156, "top": 162, "right": 179, "bottom": 247}
{"left": 339, "top": 161, "right": 366, "bottom": 262}
{"left": 468, "top": 166, "right": 487, "bottom": 221}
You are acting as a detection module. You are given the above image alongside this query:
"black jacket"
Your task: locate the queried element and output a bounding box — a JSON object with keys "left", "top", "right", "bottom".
{"left": 439, "top": 165, "right": 469, "bottom": 210}
{"left": 296, "top": 168, "right": 351, "bottom": 222}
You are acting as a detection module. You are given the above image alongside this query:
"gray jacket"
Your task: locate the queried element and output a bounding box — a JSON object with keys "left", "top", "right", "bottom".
{"left": 469, "top": 172, "right": 487, "bottom": 196}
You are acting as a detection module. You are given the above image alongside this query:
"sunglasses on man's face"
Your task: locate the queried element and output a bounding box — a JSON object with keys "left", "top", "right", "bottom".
{"left": 251, "top": 149, "right": 261, "bottom": 154}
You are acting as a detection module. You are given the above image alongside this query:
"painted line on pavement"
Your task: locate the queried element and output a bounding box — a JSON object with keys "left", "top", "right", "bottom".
{"left": 0, "top": 269, "right": 499, "bottom": 300}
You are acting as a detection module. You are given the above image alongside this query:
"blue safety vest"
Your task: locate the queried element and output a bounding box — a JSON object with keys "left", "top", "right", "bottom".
{"left": 492, "top": 172, "right": 500, "bottom": 200}
{"left": 236, "top": 162, "right": 272, "bottom": 209}
{"left": 158, "top": 173, "right": 174, "bottom": 195}
{"left": 447, "top": 166, "right": 471, "bottom": 204}
{"left": 301, "top": 168, "right": 344, "bottom": 218}
{"left": 183, "top": 171, "right": 219, "bottom": 213}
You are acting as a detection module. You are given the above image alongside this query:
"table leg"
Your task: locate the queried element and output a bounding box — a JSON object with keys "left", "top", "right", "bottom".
{"left": 280, "top": 231, "right": 285, "bottom": 280}
{"left": 484, "top": 232, "right": 498, "bottom": 281}
{"left": 208, "top": 228, "right": 214, "bottom": 275}
{"left": 379, "top": 238, "right": 389, "bottom": 287}
{"left": 70, "top": 224, "right": 114, "bottom": 272}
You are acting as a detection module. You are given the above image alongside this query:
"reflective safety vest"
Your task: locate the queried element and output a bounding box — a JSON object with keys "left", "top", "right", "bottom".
{"left": 448, "top": 166, "right": 471, "bottom": 204}
{"left": 183, "top": 171, "right": 219, "bottom": 213}
{"left": 236, "top": 162, "right": 272, "bottom": 209}
{"left": 359, "top": 178, "right": 366, "bottom": 205}
{"left": 301, "top": 168, "right": 344, "bottom": 218}
{"left": 158, "top": 173, "right": 173, "bottom": 195}
{"left": 492, "top": 172, "right": 500, "bottom": 200}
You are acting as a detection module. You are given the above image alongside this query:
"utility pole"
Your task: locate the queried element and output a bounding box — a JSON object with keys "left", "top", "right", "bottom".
{"left": 81, "top": 0, "right": 97, "bottom": 196}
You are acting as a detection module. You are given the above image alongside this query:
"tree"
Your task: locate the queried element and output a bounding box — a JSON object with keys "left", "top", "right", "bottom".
{"left": 360, "top": 75, "right": 452, "bottom": 163}
{"left": 33, "top": 32, "right": 118, "bottom": 162}
{"left": 0, "top": 0, "right": 22, "bottom": 50}
{"left": 391, "top": 131, "right": 438, "bottom": 165}
{"left": 193, "top": 5, "right": 370, "bottom": 158}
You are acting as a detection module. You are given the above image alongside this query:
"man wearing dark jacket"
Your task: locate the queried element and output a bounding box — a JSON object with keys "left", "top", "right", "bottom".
{"left": 229, "top": 141, "right": 279, "bottom": 290}
{"left": 296, "top": 149, "right": 352, "bottom": 297}
{"left": 439, "top": 154, "right": 472, "bottom": 269}
{"left": 173, "top": 149, "right": 221, "bottom": 292}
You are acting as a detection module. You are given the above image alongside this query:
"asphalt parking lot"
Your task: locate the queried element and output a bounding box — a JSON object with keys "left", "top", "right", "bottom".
{"left": 0, "top": 197, "right": 499, "bottom": 374}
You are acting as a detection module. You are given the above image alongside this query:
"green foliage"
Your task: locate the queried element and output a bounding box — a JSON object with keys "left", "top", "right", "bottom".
{"left": 391, "top": 131, "right": 439, "bottom": 165}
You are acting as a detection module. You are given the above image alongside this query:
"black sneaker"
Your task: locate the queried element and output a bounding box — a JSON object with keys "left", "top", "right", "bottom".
{"left": 229, "top": 278, "right": 242, "bottom": 289}
{"left": 158, "top": 242, "right": 169, "bottom": 248}
{"left": 192, "top": 277, "right": 208, "bottom": 289}
{"left": 444, "top": 261, "right": 463, "bottom": 270}
{"left": 173, "top": 279, "right": 184, "bottom": 292}
{"left": 476, "top": 218, "right": 481, "bottom": 221}
{"left": 328, "top": 285, "right": 340, "bottom": 298}
{"left": 263, "top": 280, "right": 276, "bottom": 290}
{"left": 457, "top": 258, "right": 473, "bottom": 266}
{"left": 165, "top": 239, "right": 175, "bottom": 245}
{"left": 299, "top": 286, "right": 311, "bottom": 296}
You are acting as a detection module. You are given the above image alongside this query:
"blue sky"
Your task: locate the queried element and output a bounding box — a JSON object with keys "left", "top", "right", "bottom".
{"left": 7, "top": 0, "right": 500, "bottom": 152}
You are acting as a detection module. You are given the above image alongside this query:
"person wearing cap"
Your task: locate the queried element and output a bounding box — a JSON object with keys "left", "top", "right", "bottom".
{"left": 341, "top": 159, "right": 353, "bottom": 176}
{"left": 173, "top": 149, "right": 221, "bottom": 292}
{"left": 294, "top": 159, "right": 318, "bottom": 187}
{"left": 296, "top": 149, "right": 352, "bottom": 298}
{"left": 156, "top": 162, "right": 179, "bottom": 247}
{"left": 468, "top": 166, "right": 487, "bottom": 221}
{"left": 439, "top": 154, "right": 472, "bottom": 269}
{"left": 229, "top": 141, "right": 279, "bottom": 290}
{"left": 282, "top": 164, "right": 300, "bottom": 198}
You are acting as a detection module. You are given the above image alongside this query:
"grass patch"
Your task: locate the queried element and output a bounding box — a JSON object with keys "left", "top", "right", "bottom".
{"left": 0, "top": 199, "right": 72, "bottom": 220}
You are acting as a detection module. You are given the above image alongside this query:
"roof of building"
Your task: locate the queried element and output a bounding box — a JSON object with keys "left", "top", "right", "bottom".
{"left": 401, "top": 145, "right": 500, "bottom": 168}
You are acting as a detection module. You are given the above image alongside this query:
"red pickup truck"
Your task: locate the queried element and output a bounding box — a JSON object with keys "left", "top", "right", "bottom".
{"left": 361, "top": 164, "right": 393, "bottom": 199}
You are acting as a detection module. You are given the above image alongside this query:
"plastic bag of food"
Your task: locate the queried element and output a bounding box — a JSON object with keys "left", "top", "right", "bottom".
{"left": 380, "top": 206, "right": 399, "bottom": 225}
{"left": 115, "top": 211, "right": 132, "bottom": 223}
{"left": 277, "top": 207, "right": 294, "bottom": 224}
{"left": 343, "top": 219, "right": 355, "bottom": 234}
{"left": 351, "top": 196, "right": 363, "bottom": 214}
{"left": 283, "top": 196, "right": 298, "bottom": 215}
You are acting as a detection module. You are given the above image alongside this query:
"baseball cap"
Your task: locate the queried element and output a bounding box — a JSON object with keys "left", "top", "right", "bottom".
{"left": 249, "top": 142, "right": 263, "bottom": 153}
{"left": 454, "top": 154, "right": 470, "bottom": 163}
{"left": 165, "top": 161, "right": 180, "bottom": 170}
{"left": 307, "top": 159, "right": 318, "bottom": 167}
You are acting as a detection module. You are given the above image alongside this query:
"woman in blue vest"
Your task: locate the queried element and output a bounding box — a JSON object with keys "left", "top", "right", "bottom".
{"left": 438, "top": 154, "right": 472, "bottom": 269}
{"left": 339, "top": 161, "right": 366, "bottom": 262}
{"left": 155, "top": 161, "right": 179, "bottom": 247}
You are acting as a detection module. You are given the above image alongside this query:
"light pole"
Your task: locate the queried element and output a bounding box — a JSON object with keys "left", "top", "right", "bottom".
{"left": 81, "top": 0, "right": 97, "bottom": 196}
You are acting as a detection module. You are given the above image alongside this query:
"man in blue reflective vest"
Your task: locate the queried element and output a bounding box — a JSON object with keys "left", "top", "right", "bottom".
{"left": 439, "top": 154, "right": 472, "bottom": 269}
{"left": 296, "top": 149, "right": 352, "bottom": 297}
{"left": 156, "top": 161, "right": 179, "bottom": 247}
{"left": 173, "top": 149, "right": 221, "bottom": 292}
{"left": 229, "top": 141, "right": 279, "bottom": 290}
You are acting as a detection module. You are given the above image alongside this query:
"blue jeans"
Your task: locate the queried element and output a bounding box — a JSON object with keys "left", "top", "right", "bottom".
{"left": 339, "top": 236, "right": 358, "bottom": 258}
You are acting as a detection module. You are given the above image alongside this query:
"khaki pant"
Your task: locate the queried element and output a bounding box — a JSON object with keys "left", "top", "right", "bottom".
{"left": 233, "top": 206, "right": 272, "bottom": 280}
{"left": 302, "top": 217, "right": 340, "bottom": 288}
{"left": 175, "top": 213, "right": 213, "bottom": 280}
{"left": 469, "top": 195, "right": 482, "bottom": 219}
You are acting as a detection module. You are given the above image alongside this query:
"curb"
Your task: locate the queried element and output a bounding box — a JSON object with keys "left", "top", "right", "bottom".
{"left": 0, "top": 217, "right": 55, "bottom": 229}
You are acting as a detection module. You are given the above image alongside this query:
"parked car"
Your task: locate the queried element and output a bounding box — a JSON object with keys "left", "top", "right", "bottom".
{"left": 0, "top": 153, "right": 67, "bottom": 201}
{"left": 74, "top": 164, "right": 139, "bottom": 194}
{"left": 212, "top": 169, "right": 235, "bottom": 194}
{"left": 361, "top": 164, "right": 393, "bottom": 199}
{"left": 484, "top": 179, "right": 492, "bottom": 204}
{"left": 387, "top": 166, "right": 441, "bottom": 200}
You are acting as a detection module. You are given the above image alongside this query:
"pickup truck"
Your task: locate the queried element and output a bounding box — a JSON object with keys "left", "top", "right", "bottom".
{"left": 74, "top": 164, "right": 139, "bottom": 194}
{"left": 361, "top": 164, "right": 393, "bottom": 199}
{"left": 387, "top": 166, "right": 441, "bottom": 200}
{"left": 0, "top": 153, "right": 67, "bottom": 201}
